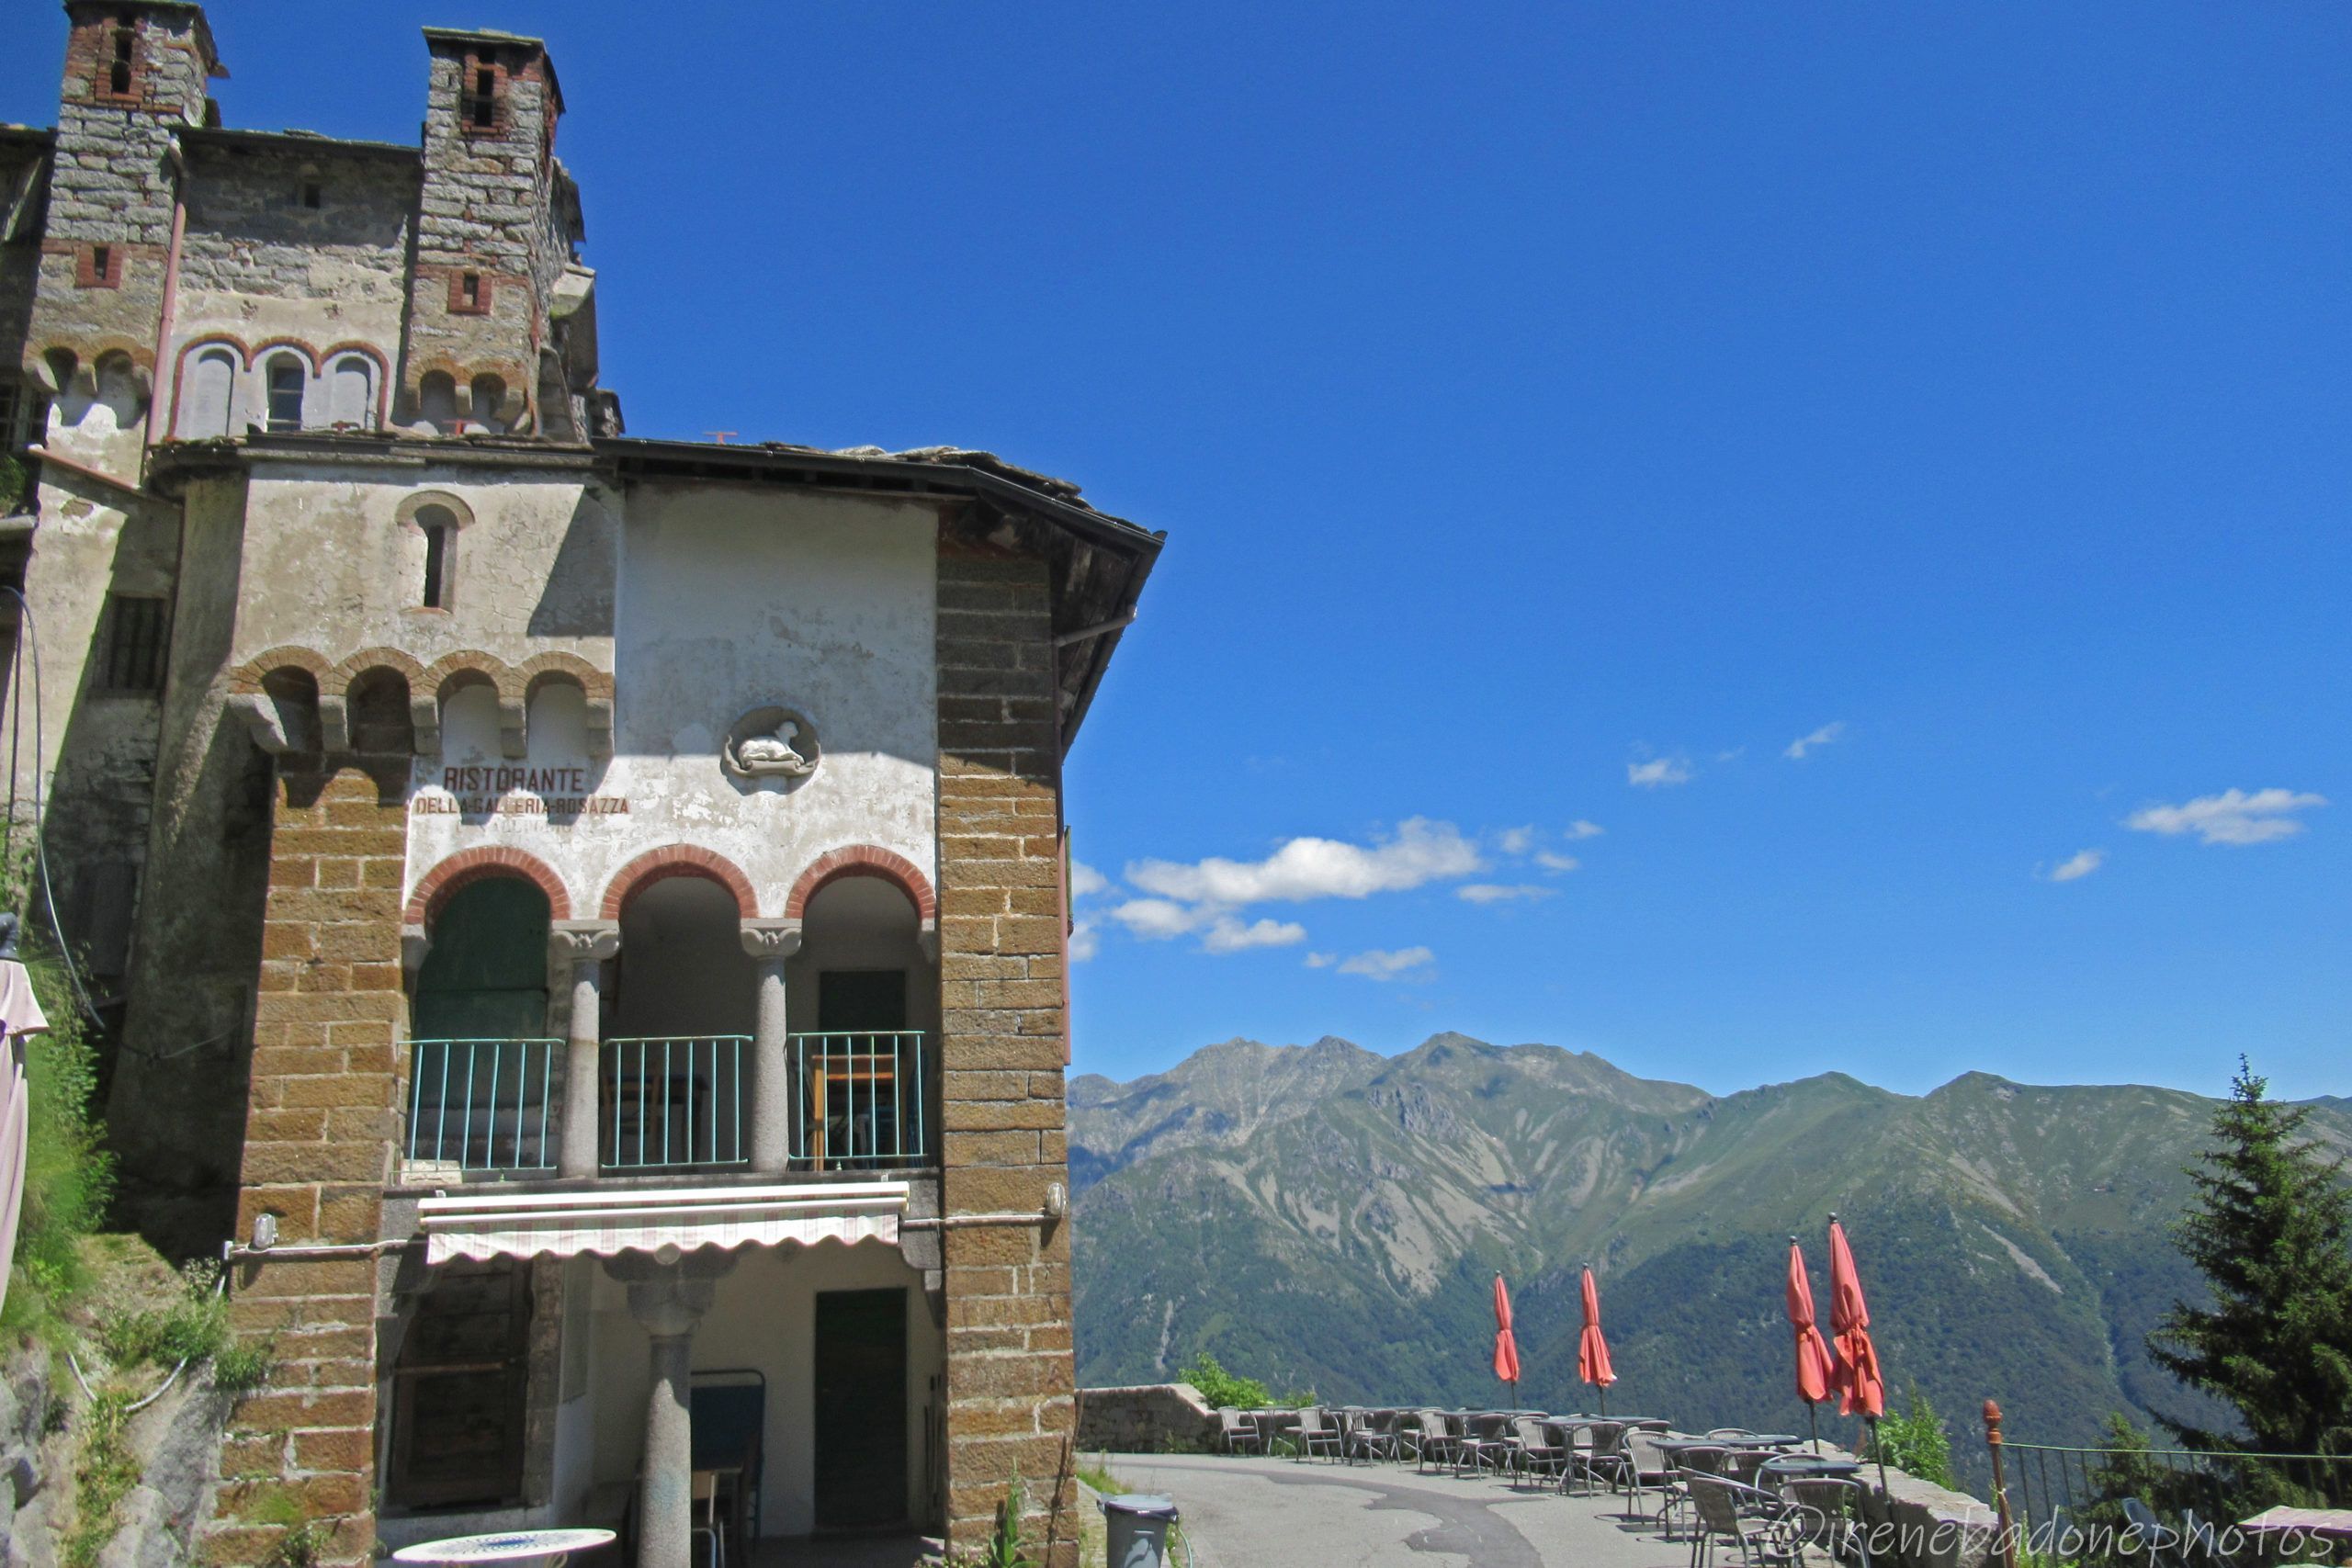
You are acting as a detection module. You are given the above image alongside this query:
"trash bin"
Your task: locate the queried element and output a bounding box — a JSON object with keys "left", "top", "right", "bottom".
{"left": 1101, "top": 1492, "right": 1182, "bottom": 1568}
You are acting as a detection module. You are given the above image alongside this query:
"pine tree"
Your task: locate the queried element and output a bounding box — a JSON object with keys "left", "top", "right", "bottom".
{"left": 2148, "top": 1057, "right": 2352, "bottom": 1467}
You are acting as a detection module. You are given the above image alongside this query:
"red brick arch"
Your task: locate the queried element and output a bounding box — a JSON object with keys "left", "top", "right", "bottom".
{"left": 600, "top": 844, "right": 759, "bottom": 921}
{"left": 784, "top": 845, "right": 937, "bottom": 922}
{"left": 406, "top": 846, "right": 571, "bottom": 926}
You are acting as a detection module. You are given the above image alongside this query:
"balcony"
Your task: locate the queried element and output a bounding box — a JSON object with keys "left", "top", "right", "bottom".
{"left": 401, "top": 1031, "right": 934, "bottom": 1182}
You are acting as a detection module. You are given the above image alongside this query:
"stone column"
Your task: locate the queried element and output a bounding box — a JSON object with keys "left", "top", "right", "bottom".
{"left": 550, "top": 920, "right": 621, "bottom": 1179}
{"left": 605, "top": 1250, "right": 735, "bottom": 1568}
{"left": 740, "top": 919, "right": 802, "bottom": 1175}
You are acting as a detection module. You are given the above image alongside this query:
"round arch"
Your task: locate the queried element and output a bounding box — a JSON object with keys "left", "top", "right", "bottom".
{"left": 406, "top": 846, "right": 572, "bottom": 927}
{"left": 783, "top": 845, "right": 937, "bottom": 923}
{"left": 599, "top": 844, "right": 758, "bottom": 921}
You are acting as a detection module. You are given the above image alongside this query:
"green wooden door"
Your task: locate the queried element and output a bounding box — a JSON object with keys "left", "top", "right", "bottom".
{"left": 413, "top": 877, "right": 551, "bottom": 1040}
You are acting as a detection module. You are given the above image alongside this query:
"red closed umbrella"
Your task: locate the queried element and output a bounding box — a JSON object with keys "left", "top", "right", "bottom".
{"left": 1576, "top": 1266, "right": 1616, "bottom": 1416}
{"left": 1492, "top": 1272, "right": 1521, "bottom": 1397}
{"left": 1786, "top": 1237, "right": 1836, "bottom": 1450}
{"left": 1826, "top": 1215, "right": 1888, "bottom": 1484}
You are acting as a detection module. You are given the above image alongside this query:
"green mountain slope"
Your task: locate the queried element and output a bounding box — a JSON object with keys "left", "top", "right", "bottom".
{"left": 1071, "top": 1034, "right": 2345, "bottom": 1490}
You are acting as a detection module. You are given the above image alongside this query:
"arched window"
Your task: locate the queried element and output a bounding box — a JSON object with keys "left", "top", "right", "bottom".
{"left": 326, "top": 355, "right": 374, "bottom": 430}
{"left": 180, "top": 346, "right": 236, "bottom": 439}
{"left": 469, "top": 374, "right": 507, "bottom": 435}
{"left": 265, "top": 355, "right": 305, "bottom": 433}
{"left": 417, "top": 371, "right": 458, "bottom": 434}
{"left": 416, "top": 502, "right": 458, "bottom": 609}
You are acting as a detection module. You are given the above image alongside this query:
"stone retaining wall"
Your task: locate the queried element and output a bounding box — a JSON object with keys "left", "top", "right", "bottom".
{"left": 1074, "top": 1385, "right": 1217, "bottom": 1455}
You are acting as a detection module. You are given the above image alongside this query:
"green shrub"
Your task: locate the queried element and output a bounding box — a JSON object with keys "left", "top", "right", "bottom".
{"left": 1179, "top": 1351, "right": 1272, "bottom": 1410}
{"left": 3, "top": 952, "right": 114, "bottom": 1337}
{"left": 96, "top": 1258, "right": 229, "bottom": 1370}
{"left": 0, "top": 453, "right": 25, "bottom": 516}
{"left": 61, "top": 1390, "right": 139, "bottom": 1568}
{"left": 212, "top": 1336, "right": 277, "bottom": 1396}
{"left": 1866, "top": 1383, "right": 1957, "bottom": 1491}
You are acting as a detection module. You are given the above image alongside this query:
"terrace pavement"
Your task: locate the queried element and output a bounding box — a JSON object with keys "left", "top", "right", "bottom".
{"left": 1103, "top": 1452, "right": 1688, "bottom": 1568}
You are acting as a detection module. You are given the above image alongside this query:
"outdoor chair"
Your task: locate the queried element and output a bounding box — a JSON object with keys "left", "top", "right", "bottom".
{"left": 1293, "top": 1405, "right": 1343, "bottom": 1462}
{"left": 1723, "top": 1448, "right": 1779, "bottom": 1493}
{"left": 1407, "top": 1410, "right": 1462, "bottom": 1473}
{"left": 1783, "top": 1477, "right": 1871, "bottom": 1568}
{"left": 1679, "top": 1446, "right": 1734, "bottom": 1479}
{"left": 1456, "top": 1413, "right": 1510, "bottom": 1478}
{"left": 1341, "top": 1407, "right": 1396, "bottom": 1463}
{"left": 1554, "top": 1421, "right": 1601, "bottom": 1495}
{"left": 1708, "top": 1428, "right": 1761, "bottom": 1441}
{"left": 1580, "top": 1421, "right": 1634, "bottom": 1495}
{"left": 1685, "top": 1472, "right": 1817, "bottom": 1568}
{"left": 1627, "top": 1427, "right": 1694, "bottom": 1535}
{"left": 1507, "top": 1416, "right": 1567, "bottom": 1487}
{"left": 1216, "top": 1406, "right": 1262, "bottom": 1455}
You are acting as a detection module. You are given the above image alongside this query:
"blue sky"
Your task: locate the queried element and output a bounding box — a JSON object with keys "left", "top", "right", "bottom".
{"left": 13, "top": 3, "right": 2346, "bottom": 1100}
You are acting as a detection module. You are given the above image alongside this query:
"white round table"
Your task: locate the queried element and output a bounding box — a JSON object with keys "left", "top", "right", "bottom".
{"left": 390, "top": 1528, "right": 616, "bottom": 1565}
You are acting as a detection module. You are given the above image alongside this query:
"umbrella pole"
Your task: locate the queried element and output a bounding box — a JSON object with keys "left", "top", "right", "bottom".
{"left": 1871, "top": 1416, "right": 1887, "bottom": 1493}
{"left": 1806, "top": 1401, "right": 1819, "bottom": 1454}
{"left": 1598, "top": 1384, "right": 1607, "bottom": 1417}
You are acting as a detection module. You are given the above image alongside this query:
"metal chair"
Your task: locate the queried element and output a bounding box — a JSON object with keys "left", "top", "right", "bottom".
{"left": 1685, "top": 1472, "right": 1816, "bottom": 1568}
{"left": 1407, "top": 1409, "right": 1462, "bottom": 1473}
{"left": 1293, "top": 1405, "right": 1343, "bottom": 1462}
{"left": 1216, "top": 1406, "right": 1262, "bottom": 1455}
{"left": 1341, "top": 1407, "right": 1396, "bottom": 1463}
{"left": 690, "top": 1471, "right": 727, "bottom": 1568}
{"left": 1507, "top": 1416, "right": 1567, "bottom": 1487}
{"left": 1784, "top": 1477, "right": 1871, "bottom": 1568}
{"left": 1624, "top": 1427, "right": 1688, "bottom": 1534}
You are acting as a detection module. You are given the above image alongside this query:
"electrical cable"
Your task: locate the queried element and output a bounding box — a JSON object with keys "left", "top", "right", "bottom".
{"left": 0, "top": 584, "right": 104, "bottom": 1030}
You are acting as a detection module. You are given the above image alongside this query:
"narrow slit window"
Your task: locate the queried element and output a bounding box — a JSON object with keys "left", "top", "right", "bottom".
{"left": 467, "top": 66, "right": 498, "bottom": 129}
{"left": 418, "top": 506, "right": 458, "bottom": 609}
{"left": 100, "top": 595, "right": 168, "bottom": 693}
{"left": 90, "top": 246, "right": 111, "bottom": 283}
{"left": 107, "top": 24, "right": 134, "bottom": 96}
{"left": 300, "top": 181, "right": 322, "bottom": 209}
{"left": 460, "top": 273, "right": 481, "bottom": 310}
{"left": 266, "top": 358, "right": 305, "bottom": 432}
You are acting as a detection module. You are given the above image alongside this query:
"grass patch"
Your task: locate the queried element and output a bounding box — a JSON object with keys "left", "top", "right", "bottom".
{"left": 1, "top": 950, "right": 115, "bottom": 1345}
{"left": 249, "top": 1486, "right": 331, "bottom": 1568}
{"left": 60, "top": 1390, "right": 139, "bottom": 1568}
{"left": 96, "top": 1257, "right": 230, "bottom": 1371}
{"left": 1076, "top": 1455, "right": 1131, "bottom": 1495}
{"left": 212, "top": 1336, "right": 277, "bottom": 1396}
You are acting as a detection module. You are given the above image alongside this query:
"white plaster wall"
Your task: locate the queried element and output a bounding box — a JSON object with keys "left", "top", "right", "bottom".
{"left": 225, "top": 467, "right": 616, "bottom": 671}
{"left": 578, "top": 1241, "right": 944, "bottom": 1537}
{"left": 401, "top": 485, "right": 937, "bottom": 922}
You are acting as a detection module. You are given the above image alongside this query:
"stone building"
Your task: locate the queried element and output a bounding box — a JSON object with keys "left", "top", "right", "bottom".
{"left": 1, "top": 5, "right": 1160, "bottom": 1562}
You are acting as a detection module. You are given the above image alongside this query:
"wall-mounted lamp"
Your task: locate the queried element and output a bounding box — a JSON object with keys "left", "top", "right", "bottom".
{"left": 251, "top": 1213, "right": 278, "bottom": 1251}
{"left": 1043, "top": 1181, "right": 1068, "bottom": 1220}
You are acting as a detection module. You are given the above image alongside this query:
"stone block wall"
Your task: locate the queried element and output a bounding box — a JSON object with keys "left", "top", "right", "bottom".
{"left": 935, "top": 544, "right": 1080, "bottom": 1566}
{"left": 1074, "top": 1384, "right": 1218, "bottom": 1455}
{"left": 205, "top": 760, "right": 408, "bottom": 1568}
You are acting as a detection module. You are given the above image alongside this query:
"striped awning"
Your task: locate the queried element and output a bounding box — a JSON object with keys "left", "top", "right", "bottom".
{"left": 417, "top": 1179, "right": 908, "bottom": 1265}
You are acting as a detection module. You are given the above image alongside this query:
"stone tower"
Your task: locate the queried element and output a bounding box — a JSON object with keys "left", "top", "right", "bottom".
{"left": 22, "top": 1, "right": 222, "bottom": 462}
{"left": 402, "top": 27, "right": 580, "bottom": 437}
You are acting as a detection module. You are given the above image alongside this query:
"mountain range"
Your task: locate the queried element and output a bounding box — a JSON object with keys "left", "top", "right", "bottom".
{"left": 1069, "top": 1033, "right": 2352, "bottom": 1491}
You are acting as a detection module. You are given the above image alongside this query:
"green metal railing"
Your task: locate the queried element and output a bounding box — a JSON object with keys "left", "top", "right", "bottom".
{"left": 404, "top": 1038, "right": 559, "bottom": 1171}
{"left": 1997, "top": 1436, "right": 2352, "bottom": 1562}
{"left": 603, "top": 1035, "right": 750, "bottom": 1169}
{"left": 790, "top": 1031, "right": 930, "bottom": 1170}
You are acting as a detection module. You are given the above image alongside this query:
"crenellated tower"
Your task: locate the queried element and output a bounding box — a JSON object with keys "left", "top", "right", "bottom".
{"left": 21, "top": 0, "right": 222, "bottom": 468}
{"left": 401, "top": 27, "right": 593, "bottom": 439}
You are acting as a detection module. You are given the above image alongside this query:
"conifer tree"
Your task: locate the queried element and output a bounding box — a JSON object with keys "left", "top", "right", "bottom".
{"left": 2148, "top": 1057, "right": 2352, "bottom": 1466}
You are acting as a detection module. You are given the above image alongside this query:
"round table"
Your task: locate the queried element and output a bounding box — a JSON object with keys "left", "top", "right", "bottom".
{"left": 1761, "top": 1456, "right": 1864, "bottom": 1479}
{"left": 391, "top": 1529, "right": 616, "bottom": 1565}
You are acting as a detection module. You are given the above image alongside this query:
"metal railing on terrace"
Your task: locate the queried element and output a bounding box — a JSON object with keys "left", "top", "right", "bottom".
{"left": 400, "top": 1031, "right": 936, "bottom": 1177}
{"left": 405, "top": 1039, "right": 560, "bottom": 1173}
{"left": 1997, "top": 1435, "right": 2351, "bottom": 1562}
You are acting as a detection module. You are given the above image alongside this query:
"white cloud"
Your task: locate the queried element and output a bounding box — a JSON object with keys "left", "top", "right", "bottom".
{"left": 1457, "top": 883, "right": 1555, "bottom": 905}
{"left": 1628, "top": 756, "right": 1693, "bottom": 788}
{"left": 1783, "top": 721, "right": 1847, "bottom": 761}
{"left": 1534, "top": 852, "right": 1581, "bottom": 873}
{"left": 1201, "top": 916, "right": 1307, "bottom": 953}
{"left": 1303, "top": 953, "right": 1336, "bottom": 969}
{"left": 2124, "top": 788, "right": 2328, "bottom": 847}
{"left": 1069, "top": 860, "right": 1110, "bottom": 898}
{"left": 1335, "top": 946, "right": 1436, "bottom": 981}
{"left": 1125, "top": 818, "right": 1483, "bottom": 906}
{"left": 2047, "top": 849, "right": 2104, "bottom": 883}
{"left": 1497, "top": 826, "right": 1537, "bottom": 856}
{"left": 1110, "top": 897, "right": 1204, "bottom": 940}
{"left": 1565, "top": 820, "right": 1605, "bottom": 840}
{"left": 1068, "top": 918, "right": 1101, "bottom": 961}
